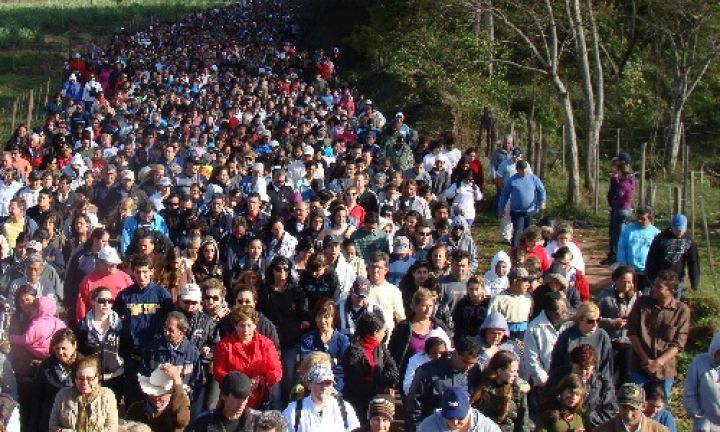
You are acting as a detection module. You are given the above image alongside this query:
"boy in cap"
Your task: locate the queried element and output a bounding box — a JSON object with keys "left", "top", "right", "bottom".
{"left": 186, "top": 372, "right": 261, "bottom": 431}
{"left": 337, "top": 276, "right": 385, "bottom": 337}
{"left": 418, "top": 386, "right": 500, "bottom": 432}
{"left": 595, "top": 383, "right": 668, "bottom": 432}
{"left": 645, "top": 213, "right": 699, "bottom": 298}
{"left": 488, "top": 267, "right": 533, "bottom": 341}
{"left": 387, "top": 235, "right": 415, "bottom": 285}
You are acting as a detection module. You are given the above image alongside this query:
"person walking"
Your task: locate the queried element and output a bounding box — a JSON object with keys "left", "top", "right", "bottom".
{"left": 498, "top": 160, "right": 546, "bottom": 246}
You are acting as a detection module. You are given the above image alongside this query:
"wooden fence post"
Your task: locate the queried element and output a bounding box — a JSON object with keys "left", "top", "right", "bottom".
{"left": 26, "top": 89, "right": 34, "bottom": 127}
{"left": 11, "top": 98, "right": 18, "bottom": 132}
{"left": 701, "top": 200, "right": 718, "bottom": 291}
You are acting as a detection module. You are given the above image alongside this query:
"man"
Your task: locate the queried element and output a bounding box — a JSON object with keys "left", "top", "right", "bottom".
{"left": 442, "top": 217, "right": 479, "bottom": 273}
{"left": 143, "top": 311, "right": 204, "bottom": 418}
{"left": 439, "top": 249, "right": 472, "bottom": 321}
{"left": 351, "top": 212, "right": 390, "bottom": 264}
{"left": 282, "top": 364, "right": 360, "bottom": 431}
{"left": 645, "top": 213, "right": 699, "bottom": 298}
{"left": 617, "top": 207, "right": 660, "bottom": 294}
{"left": 186, "top": 372, "right": 261, "bottom": 431}
{"left": 200, "top": 193, "right": 233, "bottom": 242}
{"left": 120, "top": 201, "right": 169, "bottom": 255}
{"left": 413, "top": 222, "right": 435, "bottom": 261}
{"left": 354, "top": 172, "right": 379, "bottom": 215}
{"left": 366, "top": 252, "right": 406, "bottom": 335}
{"left": 8, "top": 253, "right": 57, "bottom": 306}
{"left": 337, "top": 277, "right": 384, "bottom": 337}
{"left": 241, "top": 193, "right": 270, "bottom": 238}
{"left": 404, "top": 157, "right": 432, "bottom": 187}
{"left": 219, "top": 216, "right": 250, "bottom": 270}
{"left": 490, "top": 134, "right": 514, "bottom": 191}
{"left": 683, "top": 331, "right": 720, "bottom": 431}
{"left": 175, "top": 157, "right": 203, "bottom": 196}
{"left": 266, "top": 169, "right": 293, "bottom": 218}
{"left": 323, "top": 234, "right": 357, "bottom": 301}
{"left": 429, "top": 158, "right": 451, "bottom": 197}
{"left": 406, "top": 336, "right": 482, "bottom": 432}
{"left": 149, "top": 177, "right": 174, "bottom": 212}
{"left": 627, "top": 270, "right": 690, "bottom": 399}
{"left": 498, "top": 159, "right": 546, "bottom": 246}
{"left": 75, "top": 245, "right": 133, "bottom": 323}
{"left": 1, "top": 198, "right": 37, "bottom": 248}
{"left": 595, "top": 383, "right": 668, "bottom": 432}
{"left": 286, "top": 201, "right": 310, "bottom": 238}
{"left": 384, "top": 135, "right": 414, "bottom": 172}
{"left": 103, "top": 169, "right": 149, "bottom": 218}
{"left": 418, "top": 386, "right": 501, "bottom": 432}
{"left": 0, "top": 167, "right": 22, "bottom": 218}
{"left": 25, "top": 188, "right": 55, "bottom": 227}
{"left": 126, "top": 364, "right": 191, "bottom": 432}
{"left": 16, "top": 170, "right": 42, "bottom": 210}
{"left": 114, "top": 254, "right": 174, "bottom": 406}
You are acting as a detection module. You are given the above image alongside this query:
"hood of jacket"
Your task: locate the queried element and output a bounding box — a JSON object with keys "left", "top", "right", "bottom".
{"left": 479, "top": 310, "right": 509, "bottom": 337}
{"left": 35, "top": 296, "right": 57, "bottom": 318}
{"left": 489, "top": 251, "right": 511, "bottom": 277}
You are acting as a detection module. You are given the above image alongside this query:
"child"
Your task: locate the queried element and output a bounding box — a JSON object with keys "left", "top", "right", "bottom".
{"left": 342, "top": 240, "right": 367, "bottom": 279}
{"left": 402, "top": 333, "right": 450, "bottom": 396}
{"left": 643, "top": 381, "right": 677, "bottom": 432}
{"left": 452, "top": 276, "right": 490, "bottom": 342}
{"left": 388, "top": 236, "right": 416, "bottom": 285}
{"left": 9, "top": 296, "right": 66, "bottom": 359}
{"left": 488, "top": 267, "right": 533, "bottom": 341}
{"left": 484, "top": 251, "right": 511, "bottom": 298}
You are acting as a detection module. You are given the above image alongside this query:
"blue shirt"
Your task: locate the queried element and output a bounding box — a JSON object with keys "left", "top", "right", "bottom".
{"left": 114, "top": 282, "right": 173, "bottom": 354}
{"left": 499, "top": 173, "right": 546, "bottom": 214}
{"left": 299, "top": 329, "right": 350, "bottom": 391}
{"left": 652, "top": 408, "right": 677, "bottom": 432}
{"left": 617, "top": 223, "right": 660, "bottom": 271}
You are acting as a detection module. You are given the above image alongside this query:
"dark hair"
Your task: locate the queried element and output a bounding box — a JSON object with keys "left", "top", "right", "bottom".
{"left": 451, "top": 249, "right": 471, "bottom": 264}
{"left": 612, "top": 265, "right": 636, "bottom": 282}
{"left": 542, "top": 292, "right": 563, "bottom": 313}
{"left": 424, "top": 336, "right": 447, "bottom": 354}
{"left": 264, "top": 255, "right": 293, "bottom": 282}
{"left": 51, "top": 328, "right": 77, "bottom": 349}
{"left": 166, "top": 311, "right": 189, "bottom": 333}
{"left": 90, "top": 286, "right": 112, "bottom": 301}
{"left": 131, "top": 254, "right": 153, "bottom": 269}
{"left": 539, "top": 373, "right": 585, "bottom": 423}
{"left": 552, "top": 246, "right": 573, "bottom": 261}
{"left": 643, "top": 381, "right": 666, "bottom": 402}
{"left": 569, "top": 344, "right": 597, "bottom": 368}
{"left": 355, "top": 312, "right": 385, "bottom": 339}
{"left": 229, "top": 305, "right": 259, "bottom": 326}
{"left": 311, "top": 297, "right": 337, "bottom": 325}
{"left": 455, "top": 336, "right": 482, "bottom": 357}
{"left": 653, "top": 269, "right": 679, "bottom": 292}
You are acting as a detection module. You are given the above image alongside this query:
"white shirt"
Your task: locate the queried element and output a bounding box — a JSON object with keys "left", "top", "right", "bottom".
{"left": 0, "top": 181, "right": 22, "bottom": 217}
{"left": 368, "top": 280, "right": 406, "bottom": 335}
{"left": 444, "top": 181, "right": 483, "bottom": 220}
{"left": 520, "top": 311, "right": 569, "bottom": 386}
{"left": 282, "top": 395, "right": 360, "bottom": 432}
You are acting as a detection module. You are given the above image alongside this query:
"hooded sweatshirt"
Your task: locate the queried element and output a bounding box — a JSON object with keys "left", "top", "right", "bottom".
{"left": 484, "top": 251, "right": 511, "bottom": 298}
{"left": 9, "top": 296, "right": 66, "bottom": 359}
{"left": 477, "top": 311, "right": 519, "bottom": 370}
{"left": 683, "top": 332, "right": 720, "bottom": 431}
{"left": 418, "top": 408, "right": 502, "bottom": 432}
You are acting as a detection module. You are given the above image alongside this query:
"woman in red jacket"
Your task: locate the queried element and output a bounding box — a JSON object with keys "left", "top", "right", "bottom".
{"left": 213, "top": 306, "right": 282, "bottom": 409}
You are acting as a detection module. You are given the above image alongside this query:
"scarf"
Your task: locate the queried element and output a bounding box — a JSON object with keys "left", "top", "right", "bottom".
{"left": 361, "top": 336, "right": 381, "bottom": 382}
{"left": 76, "top": 387, "right": 101, "bottom": 432}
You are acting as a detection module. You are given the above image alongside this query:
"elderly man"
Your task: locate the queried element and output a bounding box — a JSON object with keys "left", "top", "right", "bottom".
{"left": 8, "top": 252, "right": 58, "bottom": 306}
{"left": 418, "top": 386, "right": 501, "bottom": 432}
{"left": 595, "top": 383, "right": 668, "bottom": 432}
{"left": 127, "top": 364, "right": 191, "bottom": 432}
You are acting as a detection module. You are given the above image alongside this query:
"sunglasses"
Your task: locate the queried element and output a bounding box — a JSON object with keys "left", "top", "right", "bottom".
{"left": 96, "top": 298, "right": 114, "bottom": 305}
{"left": 585, "top": 318, "right": 600, "bottom": 325}
{"left": 204, "top": 295, "right": 221, "bottom": 302}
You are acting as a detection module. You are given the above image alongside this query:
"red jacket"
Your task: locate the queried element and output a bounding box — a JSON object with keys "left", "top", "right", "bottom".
{"left": 213, "top": 331, "right": 282, "bottom": 408}
{"left": 528, "top": 245, "right": 551, "bottom": 272}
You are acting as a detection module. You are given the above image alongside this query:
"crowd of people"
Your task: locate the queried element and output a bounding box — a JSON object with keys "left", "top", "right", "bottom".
{"left": 0, "top": 0, "right": 713, "bottom": 431}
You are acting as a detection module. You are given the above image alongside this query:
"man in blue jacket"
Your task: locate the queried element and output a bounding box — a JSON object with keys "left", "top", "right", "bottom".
{"left": 498, "top": 160, "right": 546, "bottom": 246}
{"left": 115, "top": 254, "right": 174, "bottom": 407}
{"left": 120, "top": 200, "right": 170, "bottom": 255}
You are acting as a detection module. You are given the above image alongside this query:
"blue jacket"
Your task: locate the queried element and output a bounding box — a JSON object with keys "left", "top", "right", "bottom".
{"left": 299, "top": 329, "right": 350, "bottom": 391}
{"left": 499, "top": 172, "right": 546, "bottom": 215}
{"left": 114, "top": 282, "right": 173, "bottom": 355}
{"left": 142, "top": 337, "right": 204, "bottom": 396}
{"left": 120, "top": 212, "right": 169, "bottom": 255}
{"left": 617, "top": 223, "right": 660, "bottom": 271}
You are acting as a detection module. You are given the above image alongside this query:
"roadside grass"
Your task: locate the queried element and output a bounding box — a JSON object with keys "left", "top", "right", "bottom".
{"left": 0, "top": 0, "right": 233, "bottom": 138}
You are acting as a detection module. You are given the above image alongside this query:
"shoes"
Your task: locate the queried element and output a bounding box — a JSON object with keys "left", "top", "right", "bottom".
{"left": 599, "top": 256, "right": 614, "bottom": 266}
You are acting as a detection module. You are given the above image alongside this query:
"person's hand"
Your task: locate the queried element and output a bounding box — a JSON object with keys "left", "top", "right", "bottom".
{"left": 300, "top": 321, "right": 311, "bottom": 330}
{"left": 161, "top": 363, "right": 182, "bottom": 385}
{"left": 644, "top": 359, "right": 660, "bottom": 374}
{"left": 201, "top": 346, "right": 211, "bottom": 358}
{"left": 612, "top": 318, "right": 627, "bottom": 329}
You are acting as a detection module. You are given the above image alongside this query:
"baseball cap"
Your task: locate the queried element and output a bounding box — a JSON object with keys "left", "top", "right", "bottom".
{"left": 613, "top": 152, "right": 631, "bottom": 163}
{"left": 511, "top": 147, "right": 523, "bottom": 158}
{"left": 25, "top": 240, "right": 43, "bottom": 252}
{"left": 442, "top": 386, "right": 470, "bottom": 420}
{"left": 393, "top": 236, "right": 411, "bottom": 254}
{"left": 352, "top": 277, "right": 371, "bottom": 298}
{"left": 219, "top": 372, "right": 252, "bottom": 399}
{"left": 365, "top": 99, "right": 373, "bottom": 105}
{"left": 671, "top": 214, "right": 687, "bottom": 232}
{"left": 179, "top": 283, "right": 202, "bottom": 302}
{"left": 508, "top": 267, "right": 530, "bottom": 282}
{"left": 158, "top": 177, "right": 172, "bottom": 187}
{"left": 516, "top": 160, "right": 529, "bottom": 170}
{"left": 617, "top": 383, "right": 645, "bottom": 409}
{"left": 307, "top": 364, "right": 335, "bottom": 384}
{"left": 303, "top": 147, "right": 314, "bottom": 156}
{"left": 323, "top": 234, "right": 341, "bottom": 246}
{"left": 97, "top": 246, "right": 122, "bottom": 265}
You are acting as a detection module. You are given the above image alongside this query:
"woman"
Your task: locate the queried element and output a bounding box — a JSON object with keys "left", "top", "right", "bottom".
{"left": 40, "top": 212, "right": 66, "bottom": 259}
{"left": 64, "top": 228, "right": 109, "bottom": 320}
{"left": 596, "top": 265, "right": 638, "bottom": 387}
{"left": 213, "top": 307, "right": 282, "bottom": 409}
{"left": 259, "top": 257, "right": 311, "bottom": 401}
{"left": 76, "top": 287, "right": 124, "bottom": 398}
{"left": 427, "top": 244, "right": 450, "bottom": 277}
{"left": 299, "top": 253, "right": 340, "bottom": 309}
{"left": 106, "top": 196, "right": 136, "bottom": 240}
{"left": 399, "top": 179, "right": 430, "bottom": 221}
{"left": 321, "top": 205, "right": 356, "bottom": 241}
{"left": 62, "top": 213, "right": 92, "bottom": 264}
{"left": 342, "top": 313, "right": 399, "bottom": 425}
{"left": 299, "top": 298, "right": 350, "bottom": 392}
{"left": 156, "top": 246, "right": 194, "bottom": 302}
{"left": 191, "top": 238, "right": 224, "bottom": 284}
{"left": 443, "top": 169, "right": 483, "bottom": 227}
{"left": 544, "top": 223, "right": 586, "bottom": 274}
{"left": 514, "top": 227, "right": 550, "bottom": 273}
{"left": 535, "top": 374, "right": 586, "bottom": 432}
{"left": 219, "top": 284, "right": 280, "bottom": 349}
{"left": 352, "top": 395, "right": 395, "bottom": 432}
{"left": 551, "top": 246, "right": 590, "bottom": 301}
{"left": 389, "top": 288, "right": 450, "bottom": 385}
{"left": 49, "top": 356, "right": 118, "bottom": 431}
{"left": 293, "top": 237, "right": 315, "bottom": 276}
{"left": 471, "top": 350, "right": 529, "bottom": 432}
{"left": 398, "top": 260, "right": 435, "bottom": 314}
{"left": 548, "top": 302, "right": 613, "bottom": 383}
{"left": 265, "top": 217, "right": 298, "bottom": 262}
{"left": 477, "top": 311, "right": 520, "bottom": 370}
{"left": 30, "top": 329, "right": 82, "bottom": 432}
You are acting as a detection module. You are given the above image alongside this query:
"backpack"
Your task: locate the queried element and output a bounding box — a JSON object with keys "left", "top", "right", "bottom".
{"left": 294, "top": 394, "right": 348, "bottom": 431}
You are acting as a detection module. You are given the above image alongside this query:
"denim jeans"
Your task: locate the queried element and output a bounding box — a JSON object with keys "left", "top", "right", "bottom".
{"left": 510, "top": 212, "right": 533, "bottom": 246}
{"left": 609, "top": 209, "right": 631, "bottom": 259}
{"left": 630, "top": 370, "right": 675, "bottom": 401}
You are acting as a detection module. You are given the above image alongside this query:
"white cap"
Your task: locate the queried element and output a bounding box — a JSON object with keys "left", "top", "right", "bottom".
{"left": 158, "top": 177, "right": 172, "bottom": 187}
{"left": 25, "top": 240, "right": 43, "bottom": 252}
{"left": 120, "top": 170, "right": 135, "bottom": 181}
{"left": 180, "top": 283, "right": 202, "bottom": 302}
{"left": 303, "top": 147, "right": 314, "bottom": 156}
{"left": 71, "top": 153, "right": 85, "bottom": 166}
{"left": 270, "top": 140, "right": 280, "bottom": 148}
{"left": 138, "top": 367, "right": 173, "bottom": 396}
{"left": 97, "top": 246, "right": 122, "bottom": 265}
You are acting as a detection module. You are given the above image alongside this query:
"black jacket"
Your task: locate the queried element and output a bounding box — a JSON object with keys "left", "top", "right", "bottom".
{"left": 645, "top": 228, "right": 700, "bottom": 289}
{"left": 180, "top": 310, "right": 219, "bottom": 358}
{"left": 30, "top": 356, "right": 77, "bottom": 432}
{"left": 258, "top": 282, "right": 310, "bottom": 349}
{"left": 342, "top": 339, "right": 399, "bottom": 422}
{"left": 186, "top": 407, "right": 261, "bottom": 432}
{"left": 299, "top": 271, "right": 340, "bottom": 311}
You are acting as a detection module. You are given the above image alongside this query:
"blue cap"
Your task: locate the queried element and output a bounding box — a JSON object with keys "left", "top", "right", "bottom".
{"left": 511, "top": 147, "right": 523, "bottom": 158}
{"left": 613, "top": 152, "right": 631, "bottom": 162}
{"left": 442, "top": 386, "right": 470, "bottom": 419}
{"left": 671, "top": 214, "right": 687, "bottom": 232}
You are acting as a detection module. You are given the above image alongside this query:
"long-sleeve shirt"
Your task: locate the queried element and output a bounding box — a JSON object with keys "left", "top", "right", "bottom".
{"left": 114, "top": 282, "right": 173, "bottom": 355}
{"left": 617, "top": 223, "right": 660, "bottom": 271}
{"left": 645, "top": 228, "right": 700, "bottom": 289}
{"left": 498, "top": 173, "right": 546, "bottom": 215}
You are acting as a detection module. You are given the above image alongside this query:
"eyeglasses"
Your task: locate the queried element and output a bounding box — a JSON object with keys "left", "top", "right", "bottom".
{"left": 585, "top": 318, "right": 600, "bottom": 325}
{"left": 75, "top": 375, "right": 96, "bottom": 382}
{"left": 96, "top": 298, "right": 114, "bottom": 305}
{"left": 204, "top": 295, "right": 220, "bottom": 302}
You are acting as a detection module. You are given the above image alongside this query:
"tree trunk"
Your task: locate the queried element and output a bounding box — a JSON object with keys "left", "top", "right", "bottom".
{"left": 667, "top": 100, "right": 684, "bottom": 171}
{"left": 483, "top": 1, "right": 494, "bottom": 76}
{"left": 553, "top": 76, "right": 582, "bottom": 205}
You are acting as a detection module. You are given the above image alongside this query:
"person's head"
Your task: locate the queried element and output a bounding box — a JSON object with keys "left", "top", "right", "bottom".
{"left": 651, "top": 269, "right": 679, "bottom": 306}
{"left": 671, "top": 213, "right": 687, "bottom": 237}
{"left": 90, "top": 286, "right": 114, "bottom": 316}
{"left": 199, "top": 238, "right": 218, "bottom": 263}
{"left": 15, "top": 284, "right": 37, "bottom": 316}
{"left": 218, "top": 372, "right": 252, "bottom": 421}
{"left": 201, "top": 278, "right": 226, "bottom": 313}
{"left": 96, "top": 245, "right": 121, "bottom": 274}
{"left": 642, "top": 381, "right": 667, "bottom": 419}
{"left": 367, "top": 252, "right": 389, "bottom": 284}
{"left": 466, "top": 276, "right": 484, "bottom": 304}
{"left": 547, "top": 374, "right": 585, "bottom": 413}
{"left": 24, "top": 255, "right": 44, "bottom": 283}
{"left": 306, "top": 253, "right": 329, "bottom": 280}
{"left": 553, "top": 223, "right": 574, "bottom": 248}
{"left": 411, "top": 288, "right": 435, "bottom": 321}
{"left": 73, "top": 356, "right": 100, "bottom": 396}
{"left": 480, "top": 311, "right": 510, "bottom": 347}
{"left": 636, "top": 206, "right": 653, "bottom": 227}
{"left": 247, "top": 237, "right": 263, "bottom": 260}
{"left": 131, "top": 254, "right": 154, "bottom": 288}
{"left": 255, "top": 410, "right": 288, "bottom": 432}
{"left": 322, "top": 234, "right": 342, "bottom": 262}
{"left": 163, "top": 311, "right": 188, "bottom": 346}
{"left": 230, "top": 306, "right": 258, "bottom": 342}
{"left": 541, "top": 291, "right": 567, "bottom": 322}
{"left": 429, "top": 244, "right": 449, "bottom": 272}
{"left": 612, "top": 265, "right": 636, "bottom": 296}
{"left": 450, "top": 336, "right": 481, "bottom": 373}
{"left": 355, "top": 311, "right": 386, "bottom": 342}
{"left": 306, "top": 364, "right": 336, "bottom": 403}
{"left": 507, "top": 267, "right": 531, "bottom": 294}
{"left": 266, "top": 255, "right": 292, "bottom": 284}
{"left": 246, "top": 193, "right": 262, "bottom": 215}
{"left": 139, "top": 367, "right": 174, "bottom": 410}
{"left": 366, "top": 396, "right": 395, "bottom": 432}
{"left": 179, "top": 283, "right": 203, "bottom": 313}
{"left": 51, "top": 328, "right": 77, "bottom": 365}
{"left": 449, "top": 217, "right": 466, "bottom": 241}
{"left": 449, "top": 249, "right": 470, "bottom": 281}
{"left": 573, "top": 302, "right": 601, "bottom": 335}
{"left": 441, "top": 386, "right": 471, "bottom": 430}
{"left": 89, "top": 227, "right": 110, "bottom": 252}
{"left": 312, "top": 297, "right": 336, "bottom": 333}
{"left": 552, "top": 246, "right": 574, "bottom": 273}
{"left": 485, "top": 350, "right": 520, "bottom": 387}
{"left": 570, "top": 344, "right": 597, "bottom": 383}
{"left": 617, "top": 383, "right": 646, "bottom": 426}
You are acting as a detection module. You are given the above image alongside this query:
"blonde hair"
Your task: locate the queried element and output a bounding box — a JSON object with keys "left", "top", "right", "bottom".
{"left": 412, "top": 287, "right": 436, "bottom": 310}
{"left": 298, "top": 351, "right": 332, "bottom": 384}
{"left": 573, "top": 302, "right": 600, "bottom": 325}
